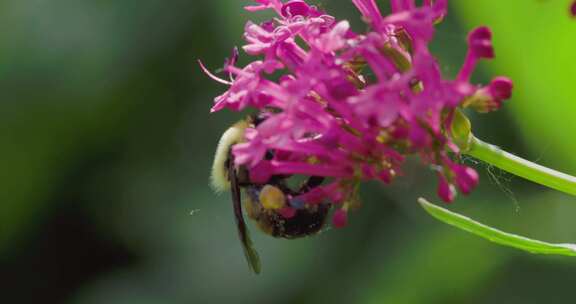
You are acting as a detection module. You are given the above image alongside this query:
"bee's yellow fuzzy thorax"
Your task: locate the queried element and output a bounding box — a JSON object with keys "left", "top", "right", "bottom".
{"left": 210, "top": 120, "right": 249, "bottom": 193}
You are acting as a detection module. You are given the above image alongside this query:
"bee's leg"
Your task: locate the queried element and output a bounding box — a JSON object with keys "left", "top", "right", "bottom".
{"left": 228, "top": 153, "right": 261, "bottom": 274}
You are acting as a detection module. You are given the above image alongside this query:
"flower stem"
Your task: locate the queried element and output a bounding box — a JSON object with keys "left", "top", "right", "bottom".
{"left": 465, "top": 136, "right": 576, "bottom": 196}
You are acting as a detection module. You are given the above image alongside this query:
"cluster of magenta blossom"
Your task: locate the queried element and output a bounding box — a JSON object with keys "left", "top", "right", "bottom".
{"left": 203, "top": 0, "right": 513, "bottom": 227}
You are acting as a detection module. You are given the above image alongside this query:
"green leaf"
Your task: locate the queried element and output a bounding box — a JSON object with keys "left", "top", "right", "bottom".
{"left": 419, "top": 198, "right": 576, "bottom": 257}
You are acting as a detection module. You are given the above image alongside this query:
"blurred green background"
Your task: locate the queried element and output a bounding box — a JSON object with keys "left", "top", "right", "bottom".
{"left": 1, "top": 0, "right": 576, "bottom": 303}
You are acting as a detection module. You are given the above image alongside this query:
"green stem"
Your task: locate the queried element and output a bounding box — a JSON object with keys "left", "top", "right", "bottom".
{"left": 465, "top": 136, "right": 576, "bottom": 196}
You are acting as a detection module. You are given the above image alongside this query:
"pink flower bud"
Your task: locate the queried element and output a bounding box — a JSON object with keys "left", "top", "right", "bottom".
{"left": 332, "top": 209, "right": 348, "bottom": 228}
{"left": 281, "top": 0, "right": 310, "bottom": 18}
{"left": 437, "top": 174, "right": 456, "bottom": 203}
{"left": 465, "top": 76, "right": 513, "bottom": 113}
{"left": 458, "top": 26, "right": 496, "bottom": 81}
{"left": 453, "top": 165, "right": 479, "bottom": 195}
{"left": 489, "top": 76, "right": 513, "bottom": 100}
{"left": 468, "top": 26, "right": 494, "bottom": 59}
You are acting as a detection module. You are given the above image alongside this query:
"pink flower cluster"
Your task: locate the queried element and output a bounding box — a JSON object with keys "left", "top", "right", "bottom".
{"left": 204, "top": 0, "right": 513, "bottom": 226}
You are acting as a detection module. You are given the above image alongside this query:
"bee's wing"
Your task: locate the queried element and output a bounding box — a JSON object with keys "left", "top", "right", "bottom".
{"left": 228, "top": 153, "right": 261, "bottom": 274}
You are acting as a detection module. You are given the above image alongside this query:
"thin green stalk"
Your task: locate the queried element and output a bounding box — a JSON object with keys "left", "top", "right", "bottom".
{"left": 465, "top": 136, "right": 576, "bottom": 196}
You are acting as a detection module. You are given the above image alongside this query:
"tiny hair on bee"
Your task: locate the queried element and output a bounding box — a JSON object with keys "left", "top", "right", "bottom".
{"left": 210, "top": 120, "right": 249, "bottom": 193}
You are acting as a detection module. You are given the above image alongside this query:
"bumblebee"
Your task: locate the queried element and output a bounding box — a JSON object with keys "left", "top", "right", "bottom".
{"left": 211, "top": 117, "right": 330, "bottom": 274}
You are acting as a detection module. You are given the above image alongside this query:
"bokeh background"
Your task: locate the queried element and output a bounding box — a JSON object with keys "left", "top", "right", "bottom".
{"left": 1, "top": 0, "right": 576, "bottom": 303}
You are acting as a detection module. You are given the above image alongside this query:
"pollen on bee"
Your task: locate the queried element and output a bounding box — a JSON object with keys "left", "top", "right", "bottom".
{"left": 259, "top": 185, "right": 286, "bottom": 210}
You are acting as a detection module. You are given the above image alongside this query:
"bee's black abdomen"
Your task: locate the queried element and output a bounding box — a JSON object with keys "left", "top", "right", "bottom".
{"left": 269, "top": 204, "right": 330, "bottom": 239}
